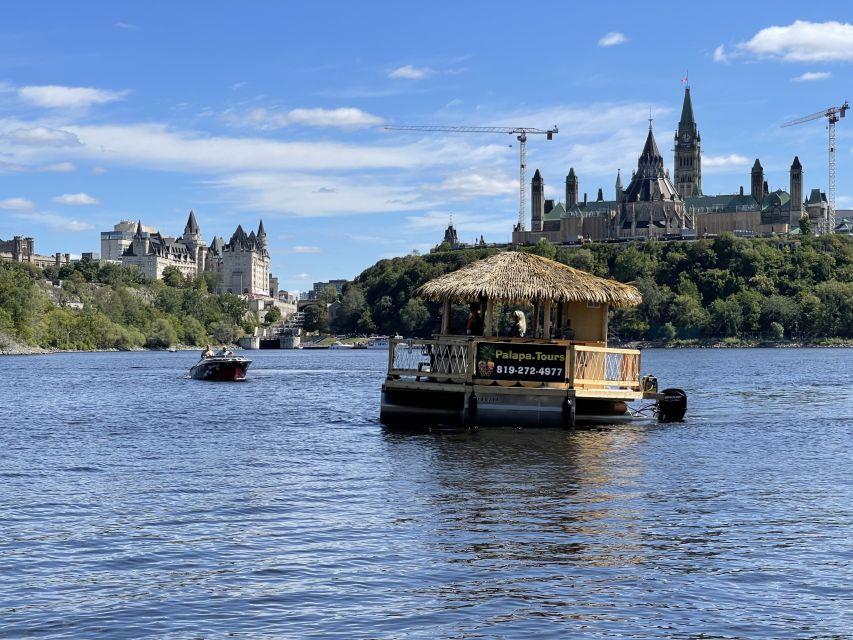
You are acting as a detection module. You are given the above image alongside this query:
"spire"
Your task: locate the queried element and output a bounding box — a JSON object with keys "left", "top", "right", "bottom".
{"left": 135, "top": 220, "right": 143, "bottom": 238}
{"left": 257, "top": 219, "right": 266, "bottom": 236}
{"left": 791, "top": 155, "right": 802, "bottom": 170}
{"left": 532, "top": 169, "right": 542, "bottom": 181}
{"left": 184, "top": 209, "right": 199, "bottom": 235}
{"left": 567, "top": 167, "right": 576, "bottom": 179}
{"left": 752, "top": 158, "right": 763, "bottom": 171}
{"left": 640, "top": 127, "right": 662, "bottom": 163}
{"left": 615, "top": 170, "right": 623, "bottom": 189}
{"left": 679, "top": 86, "right": 696, "bottom": 129}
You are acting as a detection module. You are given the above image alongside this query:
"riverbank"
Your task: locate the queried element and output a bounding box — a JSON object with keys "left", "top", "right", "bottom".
{"left": 618, "top": 337, "right": 853, "bottom": 349}
{"left": 0, "top": 333, "right": 49, "bottom": 355}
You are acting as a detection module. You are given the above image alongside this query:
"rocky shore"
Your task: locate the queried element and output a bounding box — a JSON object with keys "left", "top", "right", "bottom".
{"left": 0, "top": 333, "right": 49, "bottom": 355}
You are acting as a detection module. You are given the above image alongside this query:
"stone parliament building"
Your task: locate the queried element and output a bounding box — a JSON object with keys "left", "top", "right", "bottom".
{"left": 512, "top": 86, "right": 831, "bottom": 245}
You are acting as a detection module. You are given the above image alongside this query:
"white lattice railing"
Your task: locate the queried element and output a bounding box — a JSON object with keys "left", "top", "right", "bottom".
{"left": 571, "top": 346, "right": 640, "bottom": 390}
{"left": 388, "top": 338, "right": 470, "bottom": 381}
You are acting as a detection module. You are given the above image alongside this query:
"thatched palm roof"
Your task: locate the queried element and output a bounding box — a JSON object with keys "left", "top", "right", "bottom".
{"left": 416, "top": 251, "right": 642, "bottom": 307}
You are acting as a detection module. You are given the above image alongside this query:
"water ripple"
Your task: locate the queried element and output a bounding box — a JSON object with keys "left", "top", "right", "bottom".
{"left": 0, "top": 348, "right": 851, "bottom": 638}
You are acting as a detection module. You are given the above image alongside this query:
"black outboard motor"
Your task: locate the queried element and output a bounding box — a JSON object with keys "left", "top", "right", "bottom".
{"left": 658, "top": 388, "right": 687, "bottom": 422}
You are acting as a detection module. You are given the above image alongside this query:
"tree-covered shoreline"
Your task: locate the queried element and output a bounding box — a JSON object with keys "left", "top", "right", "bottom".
{"left": 3, "top": 233, "right": 852, "bottom": 355}
{"left": 324, "top": 233, "right": 853, "bottom": 343}
{"left": 0, "top": 259, "right": 254, "bottom": 354}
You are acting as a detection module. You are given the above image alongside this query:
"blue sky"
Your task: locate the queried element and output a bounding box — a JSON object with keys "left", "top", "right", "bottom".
{"left": 1, "top": 2, "right": 852, "bottom": 293}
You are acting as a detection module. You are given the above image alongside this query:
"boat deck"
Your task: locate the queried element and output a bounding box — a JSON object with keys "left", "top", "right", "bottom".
{"left": 381, "top": 336, "right": 662, "bottom": 428}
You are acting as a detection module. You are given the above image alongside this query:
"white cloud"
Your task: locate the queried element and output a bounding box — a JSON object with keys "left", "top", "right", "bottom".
{"left": 15, "top": 211, "right": 94, "bottom": 232}
{"left": 598, "top": 32, "right": 627, "bottom": 47}
{"left": 114, "top": 21, "right": 136, "bottom": 29}
{"left": 0, "top": 197, "right": 35, "bottom": 210}
{"left": 208, "top": 171, "right": 436, "bottom": 216}
{"left": 287, "top": 246, "right": 323, "bottom": 254}
{"left": 792, "top": 71, "right": 831, "bottom": 82}
{"left": 18, "top": 85, "right": 129, "bottom": 109}
{"left": 92, "top": 166, "right": 108, "bottom": 174}
{"left": 721, "top": 21, "right": 853, "bottom": 63}
{"left": 52, "top": 192, "right": 99, "bottom": 205}
{"left": 5, "top": 127, "right": 81, "bottom": 147}
{"left": 226, "top": 106, "right": 384, "bottom": 129}
{"left": 61, "top": 122, "right": 504, "bottom": 173}
{"left": 42, "top": 162, "right": 77, "bottom": 172}
{"left": 713, "top": 45, "right": 729, "bottom": 63}
{"left": 434, "top": 171, "right": 516, "bottom": 199}
{"left": 701, "top": 153, "right": 751, "bottom": 169}
{"left": 388, "top": 65, "right": 433, "bottom": 80}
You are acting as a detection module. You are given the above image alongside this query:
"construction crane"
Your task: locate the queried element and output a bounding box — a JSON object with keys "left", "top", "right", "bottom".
{"left": 782, "top": 100, "right": 849, "bottom": 234}
{"left": 384, "top": 124, "right": 558, "bottom": 231}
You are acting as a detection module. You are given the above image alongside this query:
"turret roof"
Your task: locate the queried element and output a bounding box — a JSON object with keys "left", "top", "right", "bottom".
{"left": 185, "top": 209, "right": 199, "bottom": 234}
{"left": 640, "top": 127, "right": 662, "bottom": 161}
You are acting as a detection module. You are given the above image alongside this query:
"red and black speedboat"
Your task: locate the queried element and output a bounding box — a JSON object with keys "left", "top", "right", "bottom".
{"left": 190, "top": 354, "right": 252, "bottom": 381}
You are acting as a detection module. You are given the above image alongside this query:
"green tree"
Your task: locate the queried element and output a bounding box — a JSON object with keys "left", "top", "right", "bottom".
{"left": 302, "top": 303, "right": 329, "bottom": 333}
{"left": 356, "top": 309, "right": 377, "bottom": 334}
{"left": 799, "top": 215, "right": 811, "bottom": 236}
{"left": 529, "top": 238, "right": 557, "bottom": 260}
{"left": 162, "top": 265, "right": 185, "bottom": 288}
{"left": 318, "top": 285, "right": 340, "bottom": 304}
{"left": 209, "top": 320, "right": 238, "bottom": 344}
{"left": 708, "top": 296, "right": 743, "bottom": 337}
{"left": 264, "top": 305, "right": 282, "bottom": 325}
{"left": 768, "top": 321, "right": 784, "bottom": 340}
{"left": 219, "top": 293, "right": 247, "bottom": 324}
{"left": 399, "top": 298, "right": 431, "bottom": 336}
{"left": 145, "top": 318, "right": 178, "bottom": 349}
{"left": 335, "top": 285, "right": 368, "bottom": 333}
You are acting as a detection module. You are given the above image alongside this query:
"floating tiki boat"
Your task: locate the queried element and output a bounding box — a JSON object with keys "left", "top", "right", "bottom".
{"left": 380, "top": 252, "right": 686, "bottom": 429}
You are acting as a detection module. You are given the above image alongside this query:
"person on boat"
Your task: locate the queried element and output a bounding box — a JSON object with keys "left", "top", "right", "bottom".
{"left": 201, "top": 344, "right": 215, "bottom": 359}
{"left": 466, "top": 302, "right": 484, "bottom": 336}
{"left": 218, "top": 346, "right": 233, "bottom": 356}
{"left": 508, "top": 310, "right": 526, "bottom": 337}
{"left": 559, "top": 319, "right": 575, "bottom": 340}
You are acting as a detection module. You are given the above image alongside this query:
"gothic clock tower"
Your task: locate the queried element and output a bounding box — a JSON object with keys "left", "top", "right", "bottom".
{"left": 674, "top": 86, "right": 702, "bottom": 198}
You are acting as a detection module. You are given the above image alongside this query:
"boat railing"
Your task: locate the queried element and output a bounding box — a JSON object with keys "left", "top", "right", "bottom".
{"left": 386, "top": 337, "right": 641, "bottom": 391}
{"left": 387, "top": 337, "right": 470, "bottom": 382}
{"left": 570, "top": 345, "right": 641, "bottom": 391}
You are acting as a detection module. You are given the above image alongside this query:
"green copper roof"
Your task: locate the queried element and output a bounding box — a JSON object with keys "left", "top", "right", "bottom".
{"left": 807, "top": 188, "right": 826, "bottom": 205}
{"left": 684, "top": 193, "right": 760, "bottom": 212}
{"left": 761, "top": 189, "right": 790, "bottom": 211}
{"left": 543, "top": 201, "right": 567, "bottom": 221}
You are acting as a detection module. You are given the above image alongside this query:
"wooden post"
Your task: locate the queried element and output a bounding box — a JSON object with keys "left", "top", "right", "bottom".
{"left": 485, "top": 299, "right": 494, "bottom": 337}
{"left": 567, "top": 344, "right": 575, "bottom": 387}
{"left": 601, "top": 303, "right": 609, "bottom": 343}
{"left": 543, "top": 301, "right": 552, "bottom": 338}
{"left": 533, "top": 302, "right": 540, "bottom": 337}
{"left": 441, "top": 299, "right": 451, "bottom": 335}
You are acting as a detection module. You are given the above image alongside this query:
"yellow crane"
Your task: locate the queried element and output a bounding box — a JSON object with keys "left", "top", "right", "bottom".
{"left": 385, "top": 124, "right": 558, "bottom": 231}
{"left": 782, "top": 101, "right": 849, "bottom": 234}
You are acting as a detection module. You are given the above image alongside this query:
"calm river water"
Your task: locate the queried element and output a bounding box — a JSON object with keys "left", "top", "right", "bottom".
{"left": 1, "top": 348, "right": 852, "bottom": 639}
